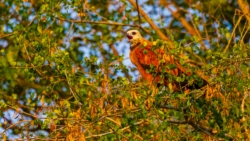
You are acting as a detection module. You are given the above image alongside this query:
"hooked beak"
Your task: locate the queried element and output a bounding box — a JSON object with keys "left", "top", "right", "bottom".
{"left": 126, "top": 33, "right": 133, "bottom": 40}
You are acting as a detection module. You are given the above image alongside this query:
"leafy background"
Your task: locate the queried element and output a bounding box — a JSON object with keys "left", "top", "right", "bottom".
{"left": 0, "top": 0, "right": 249, "bottom": 140}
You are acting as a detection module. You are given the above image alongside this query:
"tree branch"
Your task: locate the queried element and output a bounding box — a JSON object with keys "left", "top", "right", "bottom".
{"left": 85, "top": 120, "right": 145, "bottom": 139}
{"left": 158, "top": 105, "right": 180, "bottom": 111}
{"left": 182, "top": 109, "right": 219, "bottom": 140}
{"left": 56, "top": 17, "right": 140, "bottom": 27}
{"left": 223, "top": 15, "right": 243, "bottom": 53}
{"left": 136, "top": 0, "right": 141, "bottom": 25}
{"left": 187, "top": 120, "right": 216, "bottom": 137}
{"left": 165, "top": 4, "right": 207, "bottom": 50}
{"left": 0, "top": 120, "right": 31, "bottom": 136}
{"left": 238, "top": 0, "right": 250, "bottom": 23}
{"left": 127, "top": 0, "right": 170, "bottom": 41}
{"left": 167, "top": 119, "right": 186, "bottom": 124}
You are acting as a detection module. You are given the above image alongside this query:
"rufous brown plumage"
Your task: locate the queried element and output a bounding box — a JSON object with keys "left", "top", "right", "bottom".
{"left": 127, "top": 30, "right": 194, "bottom": 91}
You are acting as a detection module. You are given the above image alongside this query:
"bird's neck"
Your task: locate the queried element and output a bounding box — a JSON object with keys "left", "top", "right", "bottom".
{"left": 130, "top": 38, "right": 144, "bottom": 50}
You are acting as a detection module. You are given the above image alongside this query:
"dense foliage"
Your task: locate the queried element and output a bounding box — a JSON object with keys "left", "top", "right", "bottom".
{"left": 0, "top": 0, "right": 249, "bottom": 140}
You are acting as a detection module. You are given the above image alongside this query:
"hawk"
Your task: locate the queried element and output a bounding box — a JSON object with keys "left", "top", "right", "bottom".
{"left": 126, "top": 30, "right": 205, "bottom": 91}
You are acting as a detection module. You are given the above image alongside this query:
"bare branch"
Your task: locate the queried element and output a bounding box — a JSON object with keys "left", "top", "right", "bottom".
{"left": 0, "top": 120, "right": 31, "bottom": 136}
{"left": 27, "top": 15, "right": 37, "bottom": 27}
{"left": 44, "top": 17, "right": 56, "bottom": 31}
{"left": 136, "top": 0, "right": 141, "bottom": 25}
{"left": 127, "top": 0, "right": 170, "bottom": 41}
{"left": 238, "top": 0, "right": 250, "bottom": 23}
{"left": 64, "top": 70, "right": 81, "bottom": 104}
{"left": 56, "top": 17, "right": 140, "bottom": 27}
{"left": 158, "top": 105, "right": 180, "bottom": 111}
{"left": 223, "top": 15, "right": 243, "bottom": 53}
{"left": 85, "top": 120, "right": 145, "bottom": 139}
{"left": 187, "top": 120, "right": 216, "bottom": 138}
{"left": 66, "top": 22, "right": 74, "bottom": 38}
{"left": 165, "top": 4, "right": 207, "bottom": 50}
{"left": 167, "top": 119, "right": 186, "bottom": 124}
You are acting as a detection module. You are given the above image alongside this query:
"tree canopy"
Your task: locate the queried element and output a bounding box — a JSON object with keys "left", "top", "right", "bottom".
{"left": 0, "top": 0, "right": 250, "bottom": 140}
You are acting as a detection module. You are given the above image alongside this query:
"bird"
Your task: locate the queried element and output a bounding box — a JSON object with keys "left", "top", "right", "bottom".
{"left": 126, "top": 29, "right": 206, "bottom": 91}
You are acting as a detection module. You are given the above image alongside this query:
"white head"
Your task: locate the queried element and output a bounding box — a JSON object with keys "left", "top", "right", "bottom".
{"left": 126, "top": 30, "right": 143, "bottom": 47}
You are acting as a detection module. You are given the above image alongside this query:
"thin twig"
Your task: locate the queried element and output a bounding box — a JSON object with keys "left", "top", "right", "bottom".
{"left": 64, "top": 70, "right": 81, "bottom": 104}
{"left": 85, "top": 120, "right": 145, "bottom": 139}
{"left": 240, "top": 25, "right": 250, "bottom": 44}
{"left": 66, "top": 22, "right": 74, "bottom": 38}
{"left": 56, "top": 17, "right": 139, "bottom": 27}
{"left": 7, "top": 105, "right": 38, "bottom": 119}
{"left": 167, "top": 119, "right": 186, "bottom": 124}
{"left": 0, "top": 120, "right": 31, "bottom": 135}
{"left": 223, "top": 15, "right": 243, "bottom": 53}
{"left": 0, "top": 33, "right": 15, "bottom": 38}
{"left": 187, "top": 120, "right": 216, "bottom": 138}
{"left": 27, "top": 15, "right": 37, "bottom": 27}
{"left": 127, "top": 0, "right": 170, "bottom": 41}
{"left": 164, "top": 3, "right": 207, "bottom": 50}
{"left": 136, "top": 0, "right": 141, "bottom": 25}
{"left": 158, "top": 105, "right": 180, "bottom": 111}
{"left": 44, "top": 17, "right": 56, "bottom": 31}
{"left": 188, "top": 12, "right": 207, "bottom": 50}
{"left": 1, "top": 15, "right": 36, "bottom": 38}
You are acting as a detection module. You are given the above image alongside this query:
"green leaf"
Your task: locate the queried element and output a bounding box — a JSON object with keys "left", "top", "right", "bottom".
{"left": 40, "top": 4, "right": 46, "bottom": 12}
{"left": 37, "top": 25, "right": 42, "bottom": 33}
{"left": 158, "top": 110, "right": 164, "bottom": 115}
{"left": 176, "top": 77, "right": 181, "bottom": 82}
{"left": 180, "top": 58, "right": 184, "bottom": 65}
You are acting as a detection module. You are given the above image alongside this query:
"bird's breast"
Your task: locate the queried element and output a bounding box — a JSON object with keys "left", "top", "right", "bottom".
{"left": 129, "top": 48, "right": 138, "bottom": 65}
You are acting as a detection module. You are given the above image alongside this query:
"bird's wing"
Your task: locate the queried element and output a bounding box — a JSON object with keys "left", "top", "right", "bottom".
{"left": 134, "top": 40, "right": 191, "bottom": 76}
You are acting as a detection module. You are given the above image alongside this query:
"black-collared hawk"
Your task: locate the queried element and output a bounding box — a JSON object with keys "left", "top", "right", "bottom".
{"left": 126, "top": 30, "right": 205, "bottom": 91}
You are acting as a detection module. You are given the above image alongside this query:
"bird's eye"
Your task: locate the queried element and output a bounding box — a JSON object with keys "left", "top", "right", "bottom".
{"left": 132, "top": 32, "right": 136, "bottom": 35}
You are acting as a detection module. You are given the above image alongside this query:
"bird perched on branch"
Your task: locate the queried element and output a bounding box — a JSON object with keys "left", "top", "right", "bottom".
{"left": 126, "top": 29, "right": 206, "bottom": 91}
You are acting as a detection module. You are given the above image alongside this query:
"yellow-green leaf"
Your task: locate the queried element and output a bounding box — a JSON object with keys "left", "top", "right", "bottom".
{"left": 153, "top": 41, "right": 157, "bottom": 45}
{"left": 37, "top": 25, "right": 42, "bottom": 33}
{"left": 168, "top": 83, "right": 173, "bottom": 92}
